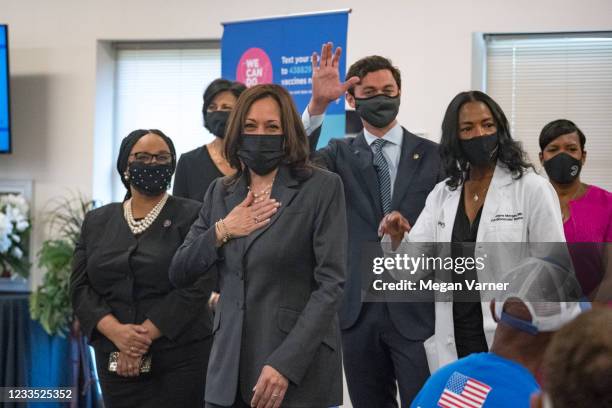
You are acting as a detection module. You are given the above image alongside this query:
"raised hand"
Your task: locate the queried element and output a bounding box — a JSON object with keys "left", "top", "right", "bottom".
{"left": 308, "top": 42, "right": 360, "bottom": 115}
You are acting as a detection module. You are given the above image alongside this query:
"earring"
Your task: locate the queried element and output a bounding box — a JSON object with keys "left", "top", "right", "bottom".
{"left": 124, "top": 170, "right": 129, "bottom": 181}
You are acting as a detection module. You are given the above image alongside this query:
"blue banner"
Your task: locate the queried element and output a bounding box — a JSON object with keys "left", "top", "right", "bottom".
{"left": 222, "top": 10, "right": 349, "bottom": 147}
{"left": 0, "top": 25, "right": 10, "bottom": 153}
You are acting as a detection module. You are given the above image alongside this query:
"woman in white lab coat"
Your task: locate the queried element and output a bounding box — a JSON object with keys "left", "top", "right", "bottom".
{"left": 380, "top": 91, "right": 566, "bottom": 371}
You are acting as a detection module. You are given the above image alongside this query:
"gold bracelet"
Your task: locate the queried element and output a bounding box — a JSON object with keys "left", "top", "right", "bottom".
{"left": 214, "top": 221, "right": 223, "bottom": 244}
{"left": 215, "top": 220, "right": 227, "bottom": 244}
{"left": 218, "top": 218, "right": 231, "bottom": 243}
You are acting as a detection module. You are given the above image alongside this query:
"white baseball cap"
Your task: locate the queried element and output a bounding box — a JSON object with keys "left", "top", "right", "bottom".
{"left": 494, "top": 257, "right": 590, "bottom": 334}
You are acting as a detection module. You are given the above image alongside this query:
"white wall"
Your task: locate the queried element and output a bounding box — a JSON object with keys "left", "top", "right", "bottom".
{"left": 1, "top": 0, "right": 611, "bottom": 285}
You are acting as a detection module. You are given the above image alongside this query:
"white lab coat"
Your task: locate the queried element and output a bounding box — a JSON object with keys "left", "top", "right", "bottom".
{"left": 385, "top": 162, "right": 567, "bottom": 371}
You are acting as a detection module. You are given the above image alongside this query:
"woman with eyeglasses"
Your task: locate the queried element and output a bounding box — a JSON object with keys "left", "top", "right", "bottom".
{"left": 70, "top": 129, "right": 215, "bottom": 408}
{"left": 173, "top": 79, "right": 247, "bottom": 202}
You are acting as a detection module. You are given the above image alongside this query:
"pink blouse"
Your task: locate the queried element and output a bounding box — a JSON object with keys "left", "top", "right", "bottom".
{"left": 563, "top": 185, "right": 612, "bottom": 298}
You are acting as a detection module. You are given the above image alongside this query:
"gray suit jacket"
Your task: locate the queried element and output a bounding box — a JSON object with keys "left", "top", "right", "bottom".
{"left": 169, "top": 165, "right": 347, "bottom": 407}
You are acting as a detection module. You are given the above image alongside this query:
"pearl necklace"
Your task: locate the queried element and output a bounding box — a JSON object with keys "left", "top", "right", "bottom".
{"left": 248, "top": 180, "right": 274, "bottom": 203}
{"left": 123, "top": 193, "right": 169, "bottom": 235}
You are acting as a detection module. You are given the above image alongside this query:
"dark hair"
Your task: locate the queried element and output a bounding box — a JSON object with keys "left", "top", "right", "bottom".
{"left": 202, "top": 78, "right": 247, "bottom": 119}
{"left": 539, "top": 119, "right": 586, "bottom": 152}
{"left": 345, "top": 56, "right": 401, "bottom": 96}
{"left": 440, "top": 90, "right": 533, "bottom": 189}
{"left": 223, "top": 84, "right": 312, "bottom": 183}
{"left": 543, "top": 308, "right": 612, "bottom": 408}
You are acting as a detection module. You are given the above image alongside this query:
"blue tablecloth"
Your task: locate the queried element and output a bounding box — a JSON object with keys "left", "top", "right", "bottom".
{"left": 0, "top": 293, "right": 101, "bottom": 408}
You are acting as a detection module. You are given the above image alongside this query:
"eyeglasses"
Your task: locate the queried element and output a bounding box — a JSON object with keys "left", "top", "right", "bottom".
{"left": 130, "top": 152, "right": 173, "bottom": 164}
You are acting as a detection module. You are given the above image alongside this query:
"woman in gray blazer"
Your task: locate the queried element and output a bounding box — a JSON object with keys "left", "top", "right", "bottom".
{"left": 169, "top": 84, "right": 347, "bottom": 408}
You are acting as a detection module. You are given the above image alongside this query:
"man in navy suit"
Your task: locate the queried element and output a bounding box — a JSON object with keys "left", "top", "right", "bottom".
{"left": 303, "top": 43, "right": 444, "bottom": 407}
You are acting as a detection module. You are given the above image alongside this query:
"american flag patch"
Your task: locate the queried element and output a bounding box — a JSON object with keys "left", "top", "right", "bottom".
{"left": 437, "top": 371, "right": 492, "bottom": 408}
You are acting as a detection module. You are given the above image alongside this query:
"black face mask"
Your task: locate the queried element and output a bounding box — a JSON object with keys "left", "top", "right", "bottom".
{"left": 354, "top": 94, "right": 400, "bottom": 128}
{"left": 544, "top": 152, "right": 582, "bottom": 184}
{"left": 460, "top": 133, "right": 499, "bottom": 166}
{"left": 237, "top": 135, "right": 285, "bottom": 176}
{"left": 128, "top": 162, "right": 173, "bottom": 196}
{"left": 205, "top": 110, "right": 231, "bottom": 138}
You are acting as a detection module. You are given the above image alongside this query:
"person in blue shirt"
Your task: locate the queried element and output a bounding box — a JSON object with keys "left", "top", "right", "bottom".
{"left": 411, "top": 258, "right": 585, "bottom": 408}
{"left": 411, "top": 351, "right": 539, "bottom": 408}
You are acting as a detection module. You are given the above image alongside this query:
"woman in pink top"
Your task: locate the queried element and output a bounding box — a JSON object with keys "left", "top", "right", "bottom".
{"left": 539, "top": 119, "right": 611, "bottom": 302}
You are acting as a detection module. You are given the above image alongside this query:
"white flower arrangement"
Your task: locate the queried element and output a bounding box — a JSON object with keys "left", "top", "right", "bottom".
{"left": 0, "top": 194, "right": 31, "bottom": 278}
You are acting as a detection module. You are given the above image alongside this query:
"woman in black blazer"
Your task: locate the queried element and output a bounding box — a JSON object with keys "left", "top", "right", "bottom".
{"left": 169, "top": 84, "right": 347, "bottom": 408}
{"left": 70, "top": 129, "right": 215, "bottom": 408}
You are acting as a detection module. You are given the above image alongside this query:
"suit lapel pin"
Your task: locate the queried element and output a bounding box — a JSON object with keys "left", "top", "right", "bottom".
{"left": 413, "top": 153, "right": 420, "bottom": 160}
{"left": 163, "top": 219, "right": 172, "bottom": 227}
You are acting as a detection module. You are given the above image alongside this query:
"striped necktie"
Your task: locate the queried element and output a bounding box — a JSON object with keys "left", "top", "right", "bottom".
{"left": 372, "top": 138, "right": 392, "bottom": 215}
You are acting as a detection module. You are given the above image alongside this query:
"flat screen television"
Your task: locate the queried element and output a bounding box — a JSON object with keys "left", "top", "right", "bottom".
{"left": 0, "top": 25, "right": 10, "bottom": 154}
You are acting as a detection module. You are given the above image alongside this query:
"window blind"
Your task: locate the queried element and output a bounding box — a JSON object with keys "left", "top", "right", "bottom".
{"left": 486, "top": 33, "right": 612, "bottom": 190}
{"left": 113, "top": 45, "right": 220, "bottom": 200}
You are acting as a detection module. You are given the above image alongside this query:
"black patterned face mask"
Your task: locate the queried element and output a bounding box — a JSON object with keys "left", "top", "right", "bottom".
{"left": 127, "top": 162, "right": 173, "bottom": 196}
